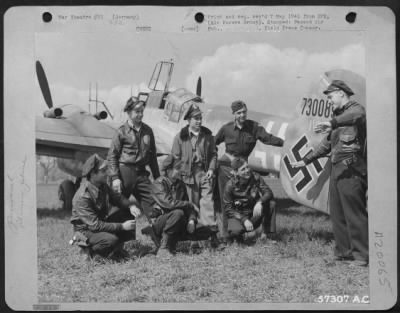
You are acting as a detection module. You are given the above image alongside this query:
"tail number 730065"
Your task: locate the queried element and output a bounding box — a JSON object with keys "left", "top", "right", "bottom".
{"left": 282, "top": 135, "right": 324, "bottom": 192}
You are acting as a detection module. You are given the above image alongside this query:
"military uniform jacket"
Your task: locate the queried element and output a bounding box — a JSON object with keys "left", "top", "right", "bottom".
{"left": 151, "top": 176, "right": 197, "bottom": 221}
{"left": 223, "top": 173, "right": 273, "bottom": 224}
{"left": 107, "top": 121, "right": 160, "bottom": 180}
{"left": 303, "top": 101, "right": 366, "bottom": 177}
{"left": 70, "top": 180, "right": 131, "bottom": 233}
{"left": 171, "top": 125, "right": 217, "bottom": 184}
{"left": 215, "top": 120, "right": 284, "bottom": 165}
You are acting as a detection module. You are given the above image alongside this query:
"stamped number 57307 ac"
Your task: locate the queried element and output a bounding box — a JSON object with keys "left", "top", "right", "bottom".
{"left": 316, "top": 295, "right": 369, "bottom": 303}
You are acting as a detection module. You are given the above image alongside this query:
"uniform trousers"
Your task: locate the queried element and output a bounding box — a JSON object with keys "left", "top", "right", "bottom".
{"left": 152, "top": 210, "right": 187, "bottom": 239}
{"left": 329, "top": 164, "right": 368, "bottom": 261}
{"left": 216, "top": 164, "right": 232, "bottom": 239}
{"left": 185, "top": 166, "right": 217, "bottom": 231}
{"left": 119, "top": 164, "right": 154, "bottom": 220}
{"left": 227, "top": 201, "right": 276, "bottom": 239}
{"left": 80, "top": 207, "right": 136, "bottom": 257}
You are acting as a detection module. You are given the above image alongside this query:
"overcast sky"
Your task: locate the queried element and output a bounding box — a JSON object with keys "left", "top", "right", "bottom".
{"left": 35, "top": 25, "right": 366, "bottom": 120}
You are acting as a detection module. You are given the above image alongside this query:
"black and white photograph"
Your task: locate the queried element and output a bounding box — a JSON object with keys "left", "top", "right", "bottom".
{"left": 4, "top": 5, "right": 397, "bottom": 310}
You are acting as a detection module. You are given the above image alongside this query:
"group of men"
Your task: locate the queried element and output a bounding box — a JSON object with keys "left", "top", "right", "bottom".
{"left": 70, "top": 79, "right": 368, "bottom": 267}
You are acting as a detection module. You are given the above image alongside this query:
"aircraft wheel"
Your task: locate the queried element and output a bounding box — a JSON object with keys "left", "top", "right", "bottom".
{"left": 58, "top": 180, "right": 75, "bottom": 211}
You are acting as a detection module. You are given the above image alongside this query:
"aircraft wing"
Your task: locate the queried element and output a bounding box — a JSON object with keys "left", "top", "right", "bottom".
{"left": 35, "top": 115, "right": 115, "bottom": 159}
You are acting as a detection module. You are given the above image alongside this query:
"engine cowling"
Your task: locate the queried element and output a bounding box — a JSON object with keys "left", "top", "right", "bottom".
{"left": 43, "top": 107, "right": 63, "bottom": 118}
{"left": 93, "top": 111, "right": 108, "bottom": 120}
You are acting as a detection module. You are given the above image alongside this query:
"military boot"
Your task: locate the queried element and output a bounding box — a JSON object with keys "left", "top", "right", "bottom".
{"left": 107, "top": 242, "right": 130, "bottom": 261}
{"left": 141, "top": 225, "right": 160, "bottom": 248}
{"left": 260, "top": 222, "right": 277, "bottom": 245}
{"left": 243, "top": 230, "right": 258, "bottom": 242}
{"left": 262, "top": 200, "right": 277, "bottom": 234}
{"left": 209, "top": 231, "right": 225, "bottom": 250}
{"left": 157, "top": 233, "right": 174, "bottom": 259}
{"left": 168, "top": 235, "right": 178, "bottom": 254}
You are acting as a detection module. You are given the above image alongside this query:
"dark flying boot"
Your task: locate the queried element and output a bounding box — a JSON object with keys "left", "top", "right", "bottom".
{"left": 157, "top": 233, "right": 174, "bottom": 259}
{"left": 141, "top": 225, "right": 160, "bottom": 248}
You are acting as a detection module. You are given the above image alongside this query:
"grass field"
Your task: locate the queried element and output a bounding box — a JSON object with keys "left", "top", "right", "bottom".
{"left": 37, "top": 179, "right": 369, "bottom": 303}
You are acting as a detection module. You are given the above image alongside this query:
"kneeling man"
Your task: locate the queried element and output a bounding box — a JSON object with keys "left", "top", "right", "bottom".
{"left": 147, "top": 158, "right": 199, "bottom": 257}
{"left": 71, "top": 154, "right": 139, "bottom": 259}
{"left": 223, "top": 158, "right": 276, "bottom": 243}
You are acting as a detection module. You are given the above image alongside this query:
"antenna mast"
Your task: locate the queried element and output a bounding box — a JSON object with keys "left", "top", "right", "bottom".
{"left": 88, "top": 81, "right": 114, "bottom": 120}
{"left": 88, "top": 82, "right": 91, "bottom": 113}
{"left": 96, "top": 83, "right": 98, "bottom": 113}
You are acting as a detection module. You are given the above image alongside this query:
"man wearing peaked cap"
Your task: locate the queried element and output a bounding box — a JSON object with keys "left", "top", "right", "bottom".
{"left": 81, "top": 153, "right": 108, "bottom": 177}
{"left": 70, "top": 154, "right": 140, "bottom": 260}
{"left": 168, "top": 101, "right": 220, "bottom": 248}
{"left": 230, "top": 99, "right": 247, "bottom": 114}
{"left": 108, "top": 95, "right": 160, "bottom": 237}
{"left": 291, "top": 79, "right": 368, "bottom": 267}
{"left": 214, "top": 100, "right": 283, "bottom": 243}
{"left": 123, "top": 96, "right": 146, "bottom": 112}
{"left": 323, "top": 80, "right": 354, "bottom": 96}
{"left": 183, "top": 102, "right": 202, "bottom": 120}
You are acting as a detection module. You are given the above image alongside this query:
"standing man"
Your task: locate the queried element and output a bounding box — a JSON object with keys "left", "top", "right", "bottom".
{"left": 145, "top": 159, "right": 199, "bottom": 258}
{"left": 71, "top": 154, "right": 140, "bottom": 260}
{"left": 108, "top": 96, "right": 160, "bottom": 223}
{"left": 291, "top": 80, "right": 368, "bottom": 267}
{"left": 166, "top": 102, "right": 219, "bottom": 247}
{"left": 223, "top": 158, "right": 276, "bottom": 244}
{"left": 215, "top": 100, "right": 284, "bottom": 242}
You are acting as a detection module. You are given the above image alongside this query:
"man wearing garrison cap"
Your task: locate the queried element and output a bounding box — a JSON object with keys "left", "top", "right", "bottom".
{"left": 164, "top": 101, "right": 220, "bottom": 248}
{"left": 223, "top": 157, "right": 276, "bottom": 244}
{"left": 107, "top": 96, "right": 160, "bottom": 237}
{"left": 214, "top": 100, "right": 284, "bottom": 243}
{"left": 70, "top": 154, "right": 140, "bottom": 260}
{"left": 291, "top": 79, "right": 368, "bottom": 267}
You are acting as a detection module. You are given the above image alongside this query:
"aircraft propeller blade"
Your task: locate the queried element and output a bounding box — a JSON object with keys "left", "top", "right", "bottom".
{"left": 196, "top": 76, "right": 202, "bottom": 97}
{"left": 36, "top": 60, "right": 53, "bottom": 109}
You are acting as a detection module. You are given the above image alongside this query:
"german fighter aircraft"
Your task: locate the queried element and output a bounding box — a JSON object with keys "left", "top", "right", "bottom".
{"left": 35, "top": 59, "right": 365, "bottom": 213}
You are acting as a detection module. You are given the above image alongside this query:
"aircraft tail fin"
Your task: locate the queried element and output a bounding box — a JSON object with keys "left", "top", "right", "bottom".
{"left": 279, "top": 69, "right": 365, "bottom": 215}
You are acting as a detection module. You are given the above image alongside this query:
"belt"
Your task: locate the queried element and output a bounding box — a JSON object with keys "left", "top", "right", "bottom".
{"left": 121, "top": 164, "right": 146, "bottom": 172}
{"left": 331, "top": 154, "right": 356, "bottom": 166}
{"left": 219, "top": 153, "right": 248, "bottom": 168}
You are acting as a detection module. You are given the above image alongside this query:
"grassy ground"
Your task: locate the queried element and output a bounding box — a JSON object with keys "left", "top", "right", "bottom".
{"left": 37, "top": 179, "right": 369, "bottom": 303}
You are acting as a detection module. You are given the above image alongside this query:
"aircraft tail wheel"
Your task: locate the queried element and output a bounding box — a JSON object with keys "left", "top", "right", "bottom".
{"left": 58, "top": 180, "right": 75, "bottom": 211}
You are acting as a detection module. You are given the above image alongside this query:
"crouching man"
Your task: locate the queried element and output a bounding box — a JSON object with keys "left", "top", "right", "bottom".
{"left": 223, "top": 158, "right": 277, "bottom": 244}
{"left": 144, "top": 159, "right": 198, "bottom": 258}
{"left": 70, "top": 154, "right": 140, "bottom": 260}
